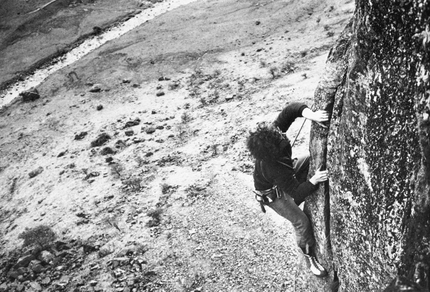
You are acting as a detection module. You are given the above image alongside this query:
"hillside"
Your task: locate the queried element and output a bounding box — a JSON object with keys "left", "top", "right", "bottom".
{"left": 0, "top": 0, "right": 354, "bottom": 291}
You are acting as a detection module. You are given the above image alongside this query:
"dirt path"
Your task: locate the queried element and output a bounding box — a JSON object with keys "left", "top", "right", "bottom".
{"left": 0, "top": 0, "right": 354, "bottom": 291}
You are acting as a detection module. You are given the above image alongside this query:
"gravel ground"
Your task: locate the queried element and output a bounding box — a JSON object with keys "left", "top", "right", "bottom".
{"left": 0, "top": 0, "right": 354, "bottom": 291}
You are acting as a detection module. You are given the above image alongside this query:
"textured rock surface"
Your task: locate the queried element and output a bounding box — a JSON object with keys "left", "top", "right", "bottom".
{"left": 304, "top": 1, "right": 430, "bottom": 291}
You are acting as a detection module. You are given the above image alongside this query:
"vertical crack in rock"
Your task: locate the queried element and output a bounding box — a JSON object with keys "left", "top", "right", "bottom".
{"left": 323, "top": 71, "right": 348, "bottom": 267}
{"left": 300, "top": 18, "right": 353, "bottom": 291}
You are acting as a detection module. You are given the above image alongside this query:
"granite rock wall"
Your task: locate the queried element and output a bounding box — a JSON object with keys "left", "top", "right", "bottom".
{"left": 303, "top": 1, "right": 430, "bottom": 291}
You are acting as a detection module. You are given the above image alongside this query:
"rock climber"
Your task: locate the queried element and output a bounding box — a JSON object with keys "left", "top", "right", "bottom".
{"left": 246, "top": 102, "right": 329, "bottom": 277}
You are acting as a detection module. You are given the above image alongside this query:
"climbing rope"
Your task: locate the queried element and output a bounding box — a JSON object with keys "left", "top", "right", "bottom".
{"left": 290, "top": 118, "right": 307, "bottom": 148}
{"left": 290, "top": 110, "right": 328, "bottom": 148}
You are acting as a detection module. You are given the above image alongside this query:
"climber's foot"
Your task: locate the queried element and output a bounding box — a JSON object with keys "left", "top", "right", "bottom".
{"left": 304, "top": 254, "right": 328, "bottom": 278}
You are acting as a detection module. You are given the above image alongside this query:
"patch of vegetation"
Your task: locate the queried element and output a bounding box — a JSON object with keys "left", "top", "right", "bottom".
{"left": 110, "top": 163, "right": 124, "bottom": 178}
{"left": 146, "top": 208, "right": 163, "bottom": 227}
{"left": 7, "top": 177, "right": 18, "bottom": 200}
{"left": 0, "top": 208, "right": 12, "bottom": 225}
{"left": 184, "top": 179, "right": 215, "bottom": 205}
{"left": 269, "top": 66, "right": 281, "bottom": 79}
{"left": 259, "top": 60, "right": 267, "bottom": 68}
{"left": 185, "top": 184, "right": 208, "bottom": 199}
{"left": 181, "top": 111, "right": 193, "bottom": 123}
{"left": 266, "top": 59, "right": 298, "bottom": 79}
{"left": 157, "top": 184, "right": 179, "bottom": 209}
{"left": 160, "top": 183, "right": 178, "bottom": 195}
{"left": 199, "top": 88, "right": 222, "bottom": 106}
{"left": 46, "top": 117, "right": 62, "bottom": 131}
{"left": 136, "top": 270, "right": 162, "bottom": 291}
{"left": 176, "top": 112, "right": 203, "bottom": 143}
{"left": 189, "top": 68, "right": 204, "bottom": 80}
{"left": 187, "top": 69, "right": 226, "bottom": 106}
{"left": 0, "top": 165, "right": 7, "bottom": 173}
{"left": 123, "top": 176, "right": 143, "bottom": 192}
{"left": 104, "top": 215, "right": 122, "bottom": 232}
{"left": 157, "top": 153, "right": 184, "bottom": 167}
{"left": 18, "top": 225, "right": 57, "bottom": 249}
{"left": 135, "top": 155, "right": 150, "bottom": 167}
{"left": 184, "top": 273, "right": 206, "bottom": 292}
{"left": 210, "top": 144, "right": 223, "bottom": 157}
{"left": 202, "top": 143, "right": 223, "bottom": 157}
{"left": 280, "top": 60, "right": 297, "bottom": 74}
{"left": 177, "top": 124, "right": 189, "bottom": 142}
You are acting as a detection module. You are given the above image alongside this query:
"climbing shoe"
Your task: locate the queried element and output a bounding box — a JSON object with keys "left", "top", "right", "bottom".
{"left": 304, "top": 254, "right": 328, "bottom": 278}
{"left": 301, "top": 244, "right": 328, "bottom": 278}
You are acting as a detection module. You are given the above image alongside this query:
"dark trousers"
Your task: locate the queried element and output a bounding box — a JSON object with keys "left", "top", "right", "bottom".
{"left": 264, "top": 155, "right": 315, "bottom": 249}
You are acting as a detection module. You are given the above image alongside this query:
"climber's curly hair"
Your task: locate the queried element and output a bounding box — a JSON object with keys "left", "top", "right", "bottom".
{"left": 246, "top": 122, "right": 284, "bottom": 162}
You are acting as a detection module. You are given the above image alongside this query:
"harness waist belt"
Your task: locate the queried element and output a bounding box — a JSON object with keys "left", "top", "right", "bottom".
{"left": 254, "top": 186, "right": 281, "bottom": 203}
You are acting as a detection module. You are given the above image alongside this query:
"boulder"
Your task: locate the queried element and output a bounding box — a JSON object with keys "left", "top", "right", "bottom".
{"left": 0, "top": 283, "right": 8, "bottom": 292}
{"left": 90, "top": 133, "right": 111, "bottom": 147}
{"left": 124, "top": 130, "right": 134, "bottom": 136}
{"left": 100, "top": 147, "right": 115, "bottom": 156}
{"left": 7, "top": 267, "right": 26, "bottom": 280}
{"left": 28, "top": 282, "right": 42, "bottom": 291}
{"left": 40, "top": 277, "right": 51, "bottom": 285}
{"left": 123, "top": 118, "right": 141, "bottom": 128}
{"left": 74, "top": 131, "right": 88, "bottom": 140}
{"left": 15, "top": 254, "right": 36, "bottom": 268}
{"left": 28, "top": 166, "right": 43, "bottom": 178}
{"left": 143, "top": 126, "right": 156, "bottom": 134}
{"left": 20, "top": 88, "right": 40, "bottom": 102}
{"left": 303, "top": 1, "right": 430, "bottom": 291}
{"left": 89, "top": 84, "right": 103, "bottom": 92}
{"left": 38, "top": 250, "right": 55, "bottom": 263}
{"left": 29, "top": 260, "right": 43, "bottom": 273}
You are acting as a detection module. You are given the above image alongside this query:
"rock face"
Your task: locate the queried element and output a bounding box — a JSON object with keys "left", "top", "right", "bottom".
{"left": 304, "top": 1, "right": 430, "bottom": 291}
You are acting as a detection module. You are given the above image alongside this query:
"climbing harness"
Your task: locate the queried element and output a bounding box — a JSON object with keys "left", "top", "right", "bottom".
{"left": 254, "top": 160, "right": 282, "bottom": 213}
{"left": 254, "top": 187, "right": 280, "bottom": 213}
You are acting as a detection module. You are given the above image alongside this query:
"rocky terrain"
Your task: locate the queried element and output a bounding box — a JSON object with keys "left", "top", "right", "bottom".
{"left": 0, "top": 0, "right": 354, "bottom": 291}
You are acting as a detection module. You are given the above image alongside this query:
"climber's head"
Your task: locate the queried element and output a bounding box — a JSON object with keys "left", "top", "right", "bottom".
{"left": 246, "top": 122, "right": 284, "bottom": 162}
